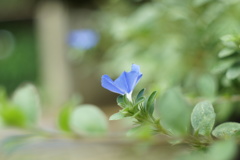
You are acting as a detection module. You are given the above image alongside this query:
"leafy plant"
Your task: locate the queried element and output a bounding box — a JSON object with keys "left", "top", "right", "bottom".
{"left": 101, "top": 64, "right": 239, "bottom": 159}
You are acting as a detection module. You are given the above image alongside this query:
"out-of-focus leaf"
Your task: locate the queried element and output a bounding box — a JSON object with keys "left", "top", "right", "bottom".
{"left": 215, "top": 102, "right": 233, "bottom": 123}
{"left": 58, "top": 95, "right": 82, "bottom": 132}
{"left": 11, "top": 84, "right": 41, "bottom": 126}
{"left": 117, "top": 95, "right": 126, "bottom": 108}
{"left": 226, "top": 66, "right": 240, "bottom": 79}
{"left": 212, "top": 59, "right": 235, "bottom": 74}
{"left": 176, "top": 139, "right": 237, "bottom": 160}
{"left": 58, "top": 106, "right": 73, "bottom": 132}
{"left": 196, "top": 74, "right": 217, "bottom": 97}
{"left": 193, "top": 0, "right": 213, "bottom": 6}
{"left": 212, "top": 122, "right": 240, "bottom": 138}
{"left": 109, "top": 112, "right": 125, "bottom": 120}
{"left": 191, "top": 101, "right": 215, "bottom": 136}
{"left": 2, "top": 105, "right": 26, "bottom": 127}
{"left": 208, "top": 139, "right": 237, "bottom": 160}
{"left": 126, "top": 124, "right": 152, "bottom": 140}
{"left": 220, "top": 35, "right": 237, "bottom": 48}
{"left": 157, "top": 88, "right": 191, "bottom": 135}
{"left": 69, "top": 104, "right": 108, "bottom": 136}
{"left": 218, "top": 48, "right": 235, "bottom": 58}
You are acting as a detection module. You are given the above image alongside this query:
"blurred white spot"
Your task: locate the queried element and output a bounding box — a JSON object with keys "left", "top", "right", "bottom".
{"left": 0, "top": 30, "right": 15, "bottom": 59}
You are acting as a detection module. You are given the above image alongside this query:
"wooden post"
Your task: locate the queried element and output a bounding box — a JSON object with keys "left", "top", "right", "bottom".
{"left": 35, "top": 1, "right": 72, "bottom": 108}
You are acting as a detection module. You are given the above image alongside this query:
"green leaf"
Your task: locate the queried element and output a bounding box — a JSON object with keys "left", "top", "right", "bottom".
{"left": 220, "top": 35, "right": 237, "bottom": 48}
{"left": 196, "top": 74, "right": 217, "bottom": 98}
{"left": 136, "top": 88, "right": 145, "bottom": 100}
{"left": 126, "top": 124, "right": 152, "bottom": 140}
{"left": 2, "top": 105, "right": 27, "bottom": 127}
{"left": 208, "top": 139, "right": 237, "bottom": 160}
{"left": 191, "top": 101, "right": 216, "bottom": 136}
{"left": 58, "top": 106, "right": 73, "bottom": 132}
{"left": 58, "top": 94, "right": 82, "bottom": 132}
{"left": 117, "top": 95, "right": 131, "bottom": 108}
{"left": 215, "top": 102, "right": 233, "bottom": 123}
{"left": 157, "top": 88, "right": 191, "bottom": 135}
{"left": 218, "top": 48, "right": 235, "bottom": 58}
{"left": 212, "top": 59, "right": 235, "bottom": 74}
{"left": 212, "top": 122, "right": 240, "bottom": 138}
{"left": 135, "top": 97, "right": 145, "bottom": 106}
{"left": 177, "top": 139, "right": 237, "bottom": 160}
{"left": 117, "top": 95, "right": 124, "bottom": 105}
{"left": 145, "top": 91, "right": 157, "bottom": 115}
{"left": 226, "top": 66, "right": 240, "bottom": 80}
{"left": 69, "top": 104, "right": 108, "bottom": 136}
{"left": 11, "top": 84, "right": 41, "bottom": 126}
{"left": 109, "top": 112, "right": 125, "bottom": 120}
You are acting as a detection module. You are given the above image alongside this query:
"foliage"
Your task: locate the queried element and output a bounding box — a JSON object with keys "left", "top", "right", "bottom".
{"left": 0, "top": 84, "right": 40, "bottom": 128}
{"left": 101, "top": 62, "right": 240, "bottom": 159}
{"left": 69, "top": 104, "right": 108, "bottom": 136}
{"left": 96, "top": 0, "right": 240, "bottom": 96}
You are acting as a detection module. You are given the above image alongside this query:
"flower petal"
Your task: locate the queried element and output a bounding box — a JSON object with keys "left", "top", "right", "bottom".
{"left": 113, "top": 72, "right": 130, "bottom": 94}
{"left": 131, "top": 64, "right": 141, "bottom": 73}
{"left": 101, "top": 75, "right": 125, "bottom": 95}
{"left": 114, "top": 64, "right": 142, "bottom": 94}
{"left": 125, "top": 70, "right": 142, "bottom": 93}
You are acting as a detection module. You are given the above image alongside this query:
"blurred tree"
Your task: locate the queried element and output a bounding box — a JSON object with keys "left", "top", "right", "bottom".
{"left": 0, "top": 21, "right": 38, "bottom": 94}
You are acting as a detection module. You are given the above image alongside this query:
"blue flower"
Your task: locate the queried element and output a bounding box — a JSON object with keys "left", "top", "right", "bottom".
{"left": 101, "top": 64, "right": 142, "bottom": 96}
{"left": 68, "top": 29, "right": 99, "bottom": 50}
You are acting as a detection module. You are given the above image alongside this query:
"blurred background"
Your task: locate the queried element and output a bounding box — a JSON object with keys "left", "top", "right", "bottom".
{"left": 1, "top": 0, "right": 240, "bottom": 126}
{"left": 1, "top": 0, "right": 240, "bottom": 159}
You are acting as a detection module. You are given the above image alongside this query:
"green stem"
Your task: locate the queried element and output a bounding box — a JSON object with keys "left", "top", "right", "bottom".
{"left": 152, "top": 118, "right": 170, "bottom": 135}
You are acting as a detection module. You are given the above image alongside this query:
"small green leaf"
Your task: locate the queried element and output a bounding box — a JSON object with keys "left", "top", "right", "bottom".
{"left": 191, "top": 101, "right": 216, "bottom": 136}
{"left": 109, "top": 112, "right": 125, "bottom": 120}
{"left": 136, "top": 88, "right": 145, "bottom": 100}
{"left": 220, "top": 35, "right": 237, "bottom": 48}
{"left": 145, "top": 91, "right": 157, "bottom": 115}
{"left": 208, "top": 139, "right": 237, "bottom": 160}
{"left": 135, "top": 97, "right": 145, "bottom": 106}
{"left": 212, "top": 122, "right": 240, "bottom": 138}
{"left": 127, "top": 124, "right": 152, "bottom": 140}
{"left": 212, "top": 59, "right": 235, "bottom": 74}
{"left": 58, "top": 106, "right": 73, "bottom": 132}
{"left": 2, "top": 105, "right": 26, "bottom": 127}
{"left": 215, "top": 102, "right": 233, "bottom": 123}
{"left": 58, "top": 95, "right": 82, "bottom": 132}
{"left": 11, "top": 84, "right": 41, "bottom": 126}
{"left": 196, "top": 74, "right": 217, "bottom": 98}
{"left": 157, "top": 88, "right": 191, "bottom": 135}
{"left": 117, "top": 95, "right": 124, "bottom": 106}
{"left": 226, "top": 66, "right": 240, "bottom": 80}
{"left": 69, "top": 104, "right": 108, "bottom": 136}
{"left": 117, "top": 95, "right": 131, "bottom": 108}
{"left": 177, "top": 139, "right": 237, "bottom": 160}
{"left": 218, "top": 48, "right": 235, "bottom": 58}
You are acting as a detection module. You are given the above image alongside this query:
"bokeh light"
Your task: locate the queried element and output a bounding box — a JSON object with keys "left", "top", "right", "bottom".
{"left": 0, "top": 30, "right": 15, "bottom": 59}
{"left": 67, "top": 29, "right": 99, "bottom": 50}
